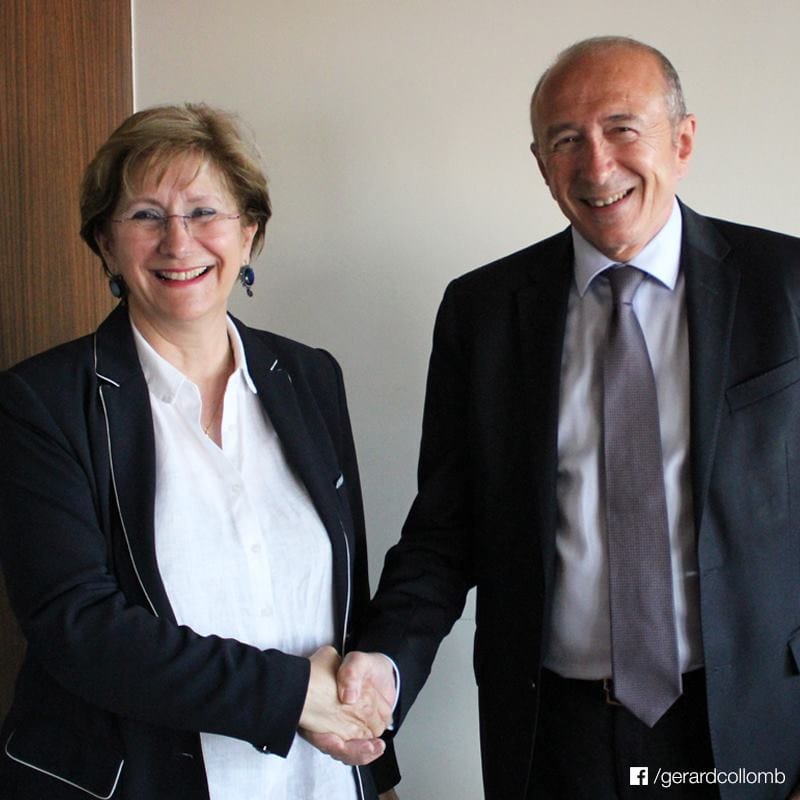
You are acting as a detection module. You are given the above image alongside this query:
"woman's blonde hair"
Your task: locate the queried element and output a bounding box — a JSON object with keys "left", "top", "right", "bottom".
{"left": 80, "top": 103, "right": 271, "bottom": 275}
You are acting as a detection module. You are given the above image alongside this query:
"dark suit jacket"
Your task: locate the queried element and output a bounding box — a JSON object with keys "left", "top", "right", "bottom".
{"left": 359, "top": 203, "right": 800, "bottom": 800}
{"left": 0, "top": 306, "right": 398, "bottom": 799}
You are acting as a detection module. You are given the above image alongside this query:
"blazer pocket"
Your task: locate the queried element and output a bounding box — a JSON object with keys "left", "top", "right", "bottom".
{"left": 725, "top": 357, "right": 800, "bottom": 412}
{"left": 4, "top": 718, "right": 124, "bottom": 799}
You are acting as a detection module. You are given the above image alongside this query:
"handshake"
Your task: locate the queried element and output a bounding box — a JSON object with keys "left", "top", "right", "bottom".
{"left": 299, "top": 645, "right": 396, "bottom": 766}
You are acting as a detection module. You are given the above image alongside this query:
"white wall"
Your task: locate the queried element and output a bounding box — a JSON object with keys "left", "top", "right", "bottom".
{"left": 132, "top": 2, "right": 800, "bottom": 796}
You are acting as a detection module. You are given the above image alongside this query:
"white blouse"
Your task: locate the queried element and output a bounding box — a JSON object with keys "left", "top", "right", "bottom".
{"left": 132, "top": 320, "right": 357, "bottom": 800}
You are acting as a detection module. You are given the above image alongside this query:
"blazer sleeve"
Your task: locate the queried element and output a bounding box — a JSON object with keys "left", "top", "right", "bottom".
{"left": 0, "top": 367, "right": 309, "bottom": 757}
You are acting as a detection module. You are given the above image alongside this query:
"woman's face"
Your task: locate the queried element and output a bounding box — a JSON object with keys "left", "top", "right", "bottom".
{"left": 96, "top": 155, "right": 257, "bottom": 335}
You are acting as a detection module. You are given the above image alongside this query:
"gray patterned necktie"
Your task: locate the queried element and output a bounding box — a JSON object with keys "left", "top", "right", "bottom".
{"left": 603, "top": 265, "right": 681, "bottom": 728}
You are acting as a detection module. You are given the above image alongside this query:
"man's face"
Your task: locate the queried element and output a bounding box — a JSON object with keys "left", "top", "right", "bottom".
{"left": 532, "top": 47, "right": 695, "bottom": 263}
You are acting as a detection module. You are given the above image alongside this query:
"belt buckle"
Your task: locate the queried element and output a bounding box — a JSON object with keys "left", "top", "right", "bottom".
{"left": 603, "top": 677, "right": 623, "bottom": 706}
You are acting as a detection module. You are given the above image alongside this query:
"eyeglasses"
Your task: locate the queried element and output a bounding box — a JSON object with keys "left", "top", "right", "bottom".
{"left": 110, "top": 209, "right": 242, "bottom": 239}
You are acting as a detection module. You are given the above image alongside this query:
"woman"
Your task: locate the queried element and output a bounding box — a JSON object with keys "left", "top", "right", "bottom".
{"left": 0, "top": 104, "right": 399, "bottom": 799}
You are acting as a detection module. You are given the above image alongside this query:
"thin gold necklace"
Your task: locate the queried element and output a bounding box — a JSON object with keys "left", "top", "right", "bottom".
{"left": 202, "top": 343, "right": 234, "bottom": 437}
{"left": 202, "top": 398, "right": 223, "bottom": 437}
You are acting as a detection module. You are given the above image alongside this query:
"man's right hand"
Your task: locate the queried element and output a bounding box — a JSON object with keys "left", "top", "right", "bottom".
{"left": 299, "top": 646, "right": 392, "bottom": 742}
{"left": 337, "top": 650, "right": 396, "bottom": 709}
{"left": 300, "top": 648, "right": 397, "bottom": 766}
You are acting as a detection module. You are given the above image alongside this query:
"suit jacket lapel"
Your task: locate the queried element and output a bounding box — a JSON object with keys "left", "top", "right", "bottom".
{"left": 513, "top": 209, "right": 738, "bottom": 594}
{"left": 680, "top": 203, "right": 738, "bottom": 536}
{"left": 515, "top": 230, "right": 574, "bottom": 598}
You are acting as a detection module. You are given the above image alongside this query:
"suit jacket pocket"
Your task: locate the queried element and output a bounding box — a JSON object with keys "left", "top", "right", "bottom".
{"left": 4, "top": 718, "right": 124, "bottom": 798}
{"left": 726, "top": 357, "right": 800, "bottom": 411}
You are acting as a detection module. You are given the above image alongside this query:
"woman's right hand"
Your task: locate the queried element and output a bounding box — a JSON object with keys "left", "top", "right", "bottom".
{"left": 299, "top": 645, "right": 393, "bottom": 741}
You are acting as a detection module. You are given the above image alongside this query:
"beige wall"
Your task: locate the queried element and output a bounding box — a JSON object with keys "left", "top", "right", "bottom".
{"left": 133, "top": 1, "right": 800, "bottom": 795}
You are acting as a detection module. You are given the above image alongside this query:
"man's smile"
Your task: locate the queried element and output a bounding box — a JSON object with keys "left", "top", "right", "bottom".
{"left": 581, "top": 187, "right": 634, "bottom": 208}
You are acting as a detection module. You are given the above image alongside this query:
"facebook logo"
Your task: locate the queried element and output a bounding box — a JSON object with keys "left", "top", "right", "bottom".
{"left": 630, "top": 767, "right": 649, "bottom": 786}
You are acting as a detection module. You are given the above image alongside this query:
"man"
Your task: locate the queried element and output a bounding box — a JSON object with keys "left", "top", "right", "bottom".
{"left": 334, "top": 37, "right": 800, "bottom": 799}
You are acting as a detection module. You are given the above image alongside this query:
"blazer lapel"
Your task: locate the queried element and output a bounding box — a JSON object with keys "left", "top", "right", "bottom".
{"left": 680, "top": 203, "right": 738, "bottom": 536}
{"left": 237, "top": 324, "right": 351, "bottom": 644}
{"left": 93, "top": 307, "right": 173, "bottom": 619}
{"left": 94, "top": 310, "right": 350, "bottom": 637}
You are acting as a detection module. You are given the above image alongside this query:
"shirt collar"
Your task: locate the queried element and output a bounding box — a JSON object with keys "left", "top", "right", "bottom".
{"left": 227, "top": 318, "right": 258, "bottom": 394}
{"left": 132, "top": 316, "right": 258, "bottom": 403}
{"left": 571, "top": 198, "right": 683, "bottom": 297}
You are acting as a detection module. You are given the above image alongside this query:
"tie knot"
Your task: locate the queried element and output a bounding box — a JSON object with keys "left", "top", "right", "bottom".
{"left": 607, "top": 265, "right": 645, "bottom": 306}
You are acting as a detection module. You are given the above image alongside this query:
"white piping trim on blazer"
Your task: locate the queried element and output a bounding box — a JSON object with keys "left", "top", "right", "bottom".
{"left": 93, "top": 336, "right": 121, "bottom": 388}
{"left": 269, "top": 359, "right": 292, "bottom": 383}
{"left": 354, "top": 762, "right": 366, "bottom": 800}
{"left": 338, "top": 515, "right": 367, "bottom": 800}
{"left": 271, "top": 353, "right": 364, "bottom": 796}
{"left": 94, "top": 336, "right": 159, "bottom": 618}
{"left": 339, "top": 516, "right": 353, "bottom": 660}
{"left": 4, "top": 730, "right": 124, "bottom": 799}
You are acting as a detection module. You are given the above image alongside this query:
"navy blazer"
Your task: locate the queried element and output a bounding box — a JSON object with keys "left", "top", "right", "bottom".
{"left": 0, "top": 306, "right": 398, "bottom": 799}
{"left": 360, "top": 203, "right": 800, "bottom": 800}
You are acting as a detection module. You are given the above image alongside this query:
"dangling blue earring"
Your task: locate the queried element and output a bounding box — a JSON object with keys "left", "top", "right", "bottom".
{"left": 108, "top": 275, "right": 126, "bottom": 299}
{"left": 239, "top": 265, "right": 255, "bottom": 297}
